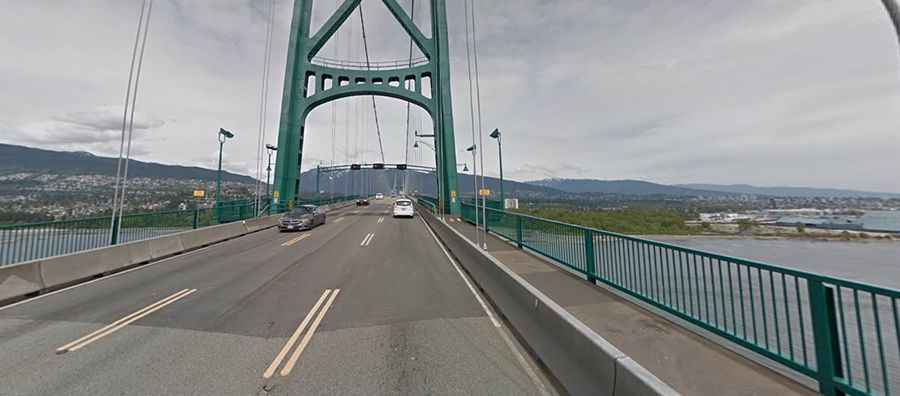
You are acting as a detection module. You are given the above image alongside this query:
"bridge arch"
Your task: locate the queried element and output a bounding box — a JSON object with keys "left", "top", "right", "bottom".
{"left": 273, "top": 0, "right": 460, "bottom": 214}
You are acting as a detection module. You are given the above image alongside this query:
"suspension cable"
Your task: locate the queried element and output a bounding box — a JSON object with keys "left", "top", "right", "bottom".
{"left": 463, "top": 0, "right": 480, "bottom": 244}
{"left": 404, "top": 1, "right": 417, "bottom": 193}
{"left": 116, "top": 0, "right": 154, "bottom": 239}
{"left": 471, "top": 0, "right": 489, "bottom": 248}
{"left": 358, "top": 5, "right": 385, "bottom": 163}
{"left": 255, "top": 0, "right": 276, "bottom": 213}
{"left": 109, "top": 0, "right": 149, "bottom": 242}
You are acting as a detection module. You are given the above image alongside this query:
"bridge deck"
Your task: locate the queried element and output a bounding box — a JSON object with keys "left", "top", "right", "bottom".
{"left": 444, "top": 215, "right": 816, "bottom": 395}
{"left": 0, "top": 202, "right": 554, "bottom": 395}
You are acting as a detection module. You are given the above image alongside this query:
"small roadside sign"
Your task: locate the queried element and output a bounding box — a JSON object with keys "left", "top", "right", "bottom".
{"left": 193, "top": 190, "right": 205, "bottom": 198}
{"left": 479, "top": 188, "right": 491, "bottom": 197}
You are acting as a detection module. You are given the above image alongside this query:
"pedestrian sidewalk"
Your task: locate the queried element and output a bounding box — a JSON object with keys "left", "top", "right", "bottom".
{"left": 443, "top": 217, "right": 814, "bottom": 395}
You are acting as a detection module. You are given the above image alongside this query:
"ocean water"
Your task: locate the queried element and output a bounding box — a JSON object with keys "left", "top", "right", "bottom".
{"left": 862, "top": 210, "right": 900, "bottom": 232}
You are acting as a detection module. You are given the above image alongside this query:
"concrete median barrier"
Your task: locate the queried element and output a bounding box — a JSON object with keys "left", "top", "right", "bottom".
{"left": 242, "top": 216, "right": 279, "bottom": 233}
{"left": 0, "top": 214, "right": 281, "bottom": 305}
{"left": 41, "top": 243, "right": 136, "bottom": 289}
{"left": 419, "top": 207, "right": 677, "bottom": 396}
{"left": 179, "top": 222, "right": 248, "bottom": 251}
{"left": 148, "top": 234, "right": 186, "bottom": 260}
{"left": 0, "top": 262, "right": 44, "bottom": 302}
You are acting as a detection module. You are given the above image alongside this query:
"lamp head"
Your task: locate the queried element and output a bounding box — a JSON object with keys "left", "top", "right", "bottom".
{"left": 489, "top": 128, "right": 501, "bottom": 139}
{"left": 466, "top": 144, "right": 476, "bottom": 152}
{"left": 265, "top": 144, "right": 277, "bottom": 151}
{"left": 413, "top": 141, "right": 419, "bottom": 148}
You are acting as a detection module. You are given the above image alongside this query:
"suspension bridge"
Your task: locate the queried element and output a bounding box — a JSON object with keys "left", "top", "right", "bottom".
{"left": 2, "top": 1, "right": 900, "bottom": 395}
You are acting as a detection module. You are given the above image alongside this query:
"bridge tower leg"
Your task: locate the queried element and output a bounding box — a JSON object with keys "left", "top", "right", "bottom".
{"left": 273, "top": 0, "right": 460, "bottom": 214}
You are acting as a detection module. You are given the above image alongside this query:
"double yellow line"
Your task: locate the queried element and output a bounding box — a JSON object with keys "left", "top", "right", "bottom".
{"left": 281, "top": 233, "right": 310, "bottom": 247}
{"left": 56, "top": 288, "right": 196, "bottom": 354}
{"left": 263, "top": 289, "right": 340, "bottom": 378}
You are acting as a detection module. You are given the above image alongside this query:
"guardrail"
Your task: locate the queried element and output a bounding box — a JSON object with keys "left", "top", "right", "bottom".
{"left": 461, "top": 202, "right": 900, "bottom": 396}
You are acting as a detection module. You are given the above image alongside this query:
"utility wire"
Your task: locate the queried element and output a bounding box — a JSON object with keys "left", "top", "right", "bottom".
{"left": 116, "top": 0, "right": 154, "bottom": 239}
{"left": 109, "top": 0, "right": 149, "bottom": 242}
{"left": 357, "top": 4, "right": 385, "bottom": 163}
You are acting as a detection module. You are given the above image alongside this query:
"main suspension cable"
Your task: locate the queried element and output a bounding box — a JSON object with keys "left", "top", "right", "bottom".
{"left": 358, "top": 5, "right": 385, "bottom": 163}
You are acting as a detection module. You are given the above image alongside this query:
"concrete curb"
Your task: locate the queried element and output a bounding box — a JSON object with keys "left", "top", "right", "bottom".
{"left": 419, "top": 208, "right": 678, "bottom": 396}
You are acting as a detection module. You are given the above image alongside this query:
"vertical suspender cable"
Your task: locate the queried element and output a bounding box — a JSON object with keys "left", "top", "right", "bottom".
{"left": 357, "top": 5, "right": 385, "bottom": 163}
{"left": 404, "top": 1, "right": 417, "bottom": 194}
{"left": 116, "top": 0, "right": 154, "bottom": 240}
{"left": 255, "top": 0, "right": 276, "bottom": 214}
{"left": 109, "top": 0, "right": 148, "bottom": 243}
{"left": 470, "top": 0, "right": 488, "bottom": 249}
{"left": 463, "top": 0, "right": 480, "bottom": 246}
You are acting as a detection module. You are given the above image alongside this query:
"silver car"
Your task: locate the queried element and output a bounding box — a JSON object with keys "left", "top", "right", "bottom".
{"left": 278, "top": 205, "right": 326, "bottom": 231}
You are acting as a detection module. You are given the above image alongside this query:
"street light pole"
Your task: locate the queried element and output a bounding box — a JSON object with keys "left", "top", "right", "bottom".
{"left": 216, "top": 128, "right": 234, "bottom": 223}
{"left": 265, "top": 144, "right": 277, "bottom": 214}
{"left": 490, "top": 128, "right": 504, "bottom": 207}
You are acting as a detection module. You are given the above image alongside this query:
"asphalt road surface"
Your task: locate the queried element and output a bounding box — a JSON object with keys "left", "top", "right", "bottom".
{"left": 0, "top": 201, "right": 556, "bottom": 395}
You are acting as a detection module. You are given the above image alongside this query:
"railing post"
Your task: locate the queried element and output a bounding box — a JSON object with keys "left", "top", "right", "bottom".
{"left": 808, "top": 280, "right": 845, "bottom": 396}
{"left": 516, "top": 215, "right": 523, "bottom": 249}
{"left": 192, "top": 207, "right": 199, "bottom": 229}
{"left": 583, "top": 228, "right": 597, "bottom": 283}
{"left": 110, "top": 215, "right": 120, "bottom": 246}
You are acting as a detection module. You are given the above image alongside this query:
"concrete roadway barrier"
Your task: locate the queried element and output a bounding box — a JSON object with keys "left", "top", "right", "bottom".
{"left": 419, "top": 208, "right": 677, "bottom": 396}
{"left": 0, "top": 204, "right": 355, "bottom": 306}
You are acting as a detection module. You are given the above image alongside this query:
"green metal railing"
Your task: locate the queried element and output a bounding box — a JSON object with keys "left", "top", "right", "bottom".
{"left": 0, "top": 196, "right": 363, "bottom": 266}
{"left": 461, "top": 202, "right": 900, "bottom": 396}
{"left": 0, "top": 200, "right": 258, "bottom": 266}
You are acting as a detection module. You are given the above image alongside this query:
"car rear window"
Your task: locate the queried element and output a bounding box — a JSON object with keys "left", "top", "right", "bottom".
{"left": 395, "top": 201, "right": 412, "bottom": 206}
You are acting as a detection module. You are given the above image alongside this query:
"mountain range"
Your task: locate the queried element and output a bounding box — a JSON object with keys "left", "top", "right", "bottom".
{"left": 0, "top": 143, "right": 256, "bottom": 184}
{"left": 2, "top": 143, "right": 896, "bottom": 199}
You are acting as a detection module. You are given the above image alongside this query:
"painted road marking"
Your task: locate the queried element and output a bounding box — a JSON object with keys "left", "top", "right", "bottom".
{"left": 56, "top": 288, "right": 197, "bottom": 354}
{"left": 281, "top": 233, "right": 310, "bottom": 247}
{"left": 419, "top": 217, "right": 552, "bottom": 395}
{"left": 280, "top": 289, "right": 340, "bottom": 376}
{"left": 360, "top": 233, "right": 374, "bottom": 246}
{"left": 263, "top": 289, "right": 331, "bottom": 379}
{"left": 334, "top": 217, "right": 345, "bottom": 223}
{"left": 377, "top": 216, "right": 384, "bottom": 224}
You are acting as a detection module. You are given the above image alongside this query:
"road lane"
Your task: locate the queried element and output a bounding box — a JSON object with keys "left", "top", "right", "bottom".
{"left": 0, "top": 201, "right": 556, "bottom": 395}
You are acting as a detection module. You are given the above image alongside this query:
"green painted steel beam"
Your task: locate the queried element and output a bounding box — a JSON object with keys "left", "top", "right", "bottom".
{"left": 381, "top": 0, "right": 434, "bottom": 59}
{"left": 273, "top": 0, "right": 460, "bottom": 214}
{"left": 307, "top": 0, "right": 361, "bottom": 60}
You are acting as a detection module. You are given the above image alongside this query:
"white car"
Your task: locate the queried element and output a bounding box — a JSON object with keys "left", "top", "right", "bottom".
{"left": 392, "top": 198, "right": 414, "bottom": 218}
{"left": 375, "top": 193, "right": 384, "bottom": 200}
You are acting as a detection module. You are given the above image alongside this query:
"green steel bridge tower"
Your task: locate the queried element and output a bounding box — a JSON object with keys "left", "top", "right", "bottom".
{"left": 273, "top": 0, "right": 461, "bottom": 214}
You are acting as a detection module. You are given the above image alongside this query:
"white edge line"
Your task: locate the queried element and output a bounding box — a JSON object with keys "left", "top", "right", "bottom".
{"left": 420, "top": 216, "right": 553, "bottom": 396}
{"left": 419, "top": 217, "right": 500, "bottom": 327}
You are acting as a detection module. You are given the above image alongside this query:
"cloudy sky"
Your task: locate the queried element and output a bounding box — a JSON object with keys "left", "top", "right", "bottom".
{"left": 1, "top": 0, "right": 899, "bottom": 193}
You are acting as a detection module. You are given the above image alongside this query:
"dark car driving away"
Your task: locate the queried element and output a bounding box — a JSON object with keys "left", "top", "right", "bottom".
{"left": 278, "top": 205, "right": 325, "bottom": 232}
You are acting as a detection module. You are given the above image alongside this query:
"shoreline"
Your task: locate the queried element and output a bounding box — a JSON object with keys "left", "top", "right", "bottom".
{"left": 641, "top": 233, "right": 900, "bottom": 243}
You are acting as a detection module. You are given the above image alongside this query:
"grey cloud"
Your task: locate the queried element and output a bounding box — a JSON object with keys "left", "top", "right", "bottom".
{"left": 1, "top": 1, "right": 898, "bottom": 193}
